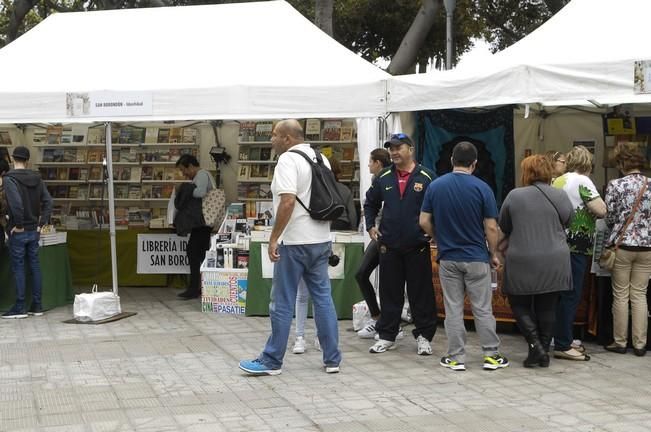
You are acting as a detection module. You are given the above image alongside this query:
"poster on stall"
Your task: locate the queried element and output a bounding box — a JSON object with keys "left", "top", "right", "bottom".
{"left": 260, "top": 243, "right": 345, "bottom": 279}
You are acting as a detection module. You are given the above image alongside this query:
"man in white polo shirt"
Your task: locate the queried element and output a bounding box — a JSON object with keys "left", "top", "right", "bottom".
{"left": 239, "top": 119, "right": 342, "bottom": 375}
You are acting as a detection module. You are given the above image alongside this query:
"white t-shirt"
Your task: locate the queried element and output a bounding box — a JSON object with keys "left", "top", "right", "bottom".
{"left": 271, "top": 143, "right": 331, "bottom": 245}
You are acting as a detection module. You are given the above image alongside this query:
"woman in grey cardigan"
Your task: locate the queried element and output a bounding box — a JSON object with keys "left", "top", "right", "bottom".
{"left": 498, "top": 155, "right": 574, "bottom": 367}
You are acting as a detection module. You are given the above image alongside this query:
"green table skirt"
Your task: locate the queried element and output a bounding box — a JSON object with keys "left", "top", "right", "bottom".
{"left": 66, "top": 230, "right": 168, "bottom": 287}
{"left": 0, "top": 243, "right": 74, "bottom": 311}
{"left": 245, "top": 242, "right": 364, "bottom": 319}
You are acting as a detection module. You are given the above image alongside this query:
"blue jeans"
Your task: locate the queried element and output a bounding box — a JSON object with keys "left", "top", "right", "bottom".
{"left": 259, "top": 242, "right": 341, "bottom": 369}
{"left": 554, "top": 253, "right": 588, "bottom": 351}
{"left": 9, "top": 230, "right": 42, "bottom": 311}
{"left": 295, "top": 278, "right": 310, "bottom": 337}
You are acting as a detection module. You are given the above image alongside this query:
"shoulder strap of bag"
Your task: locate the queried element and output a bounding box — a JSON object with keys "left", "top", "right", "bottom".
{"left": 612, "top": 178, "right": 648, "bottom": 250}
{"left": 533, "top": 184, "right": 565, "bottom": 228}
{"left": 288, "top": 148, "right": 317, "bottom": 213}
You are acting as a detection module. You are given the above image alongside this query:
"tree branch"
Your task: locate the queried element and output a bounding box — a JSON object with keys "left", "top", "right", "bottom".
{"left": 387, "top": 0, "right": 442, "bottom": 75}
{"left": 6, "top": 0, "right": 39, "bottom": 43}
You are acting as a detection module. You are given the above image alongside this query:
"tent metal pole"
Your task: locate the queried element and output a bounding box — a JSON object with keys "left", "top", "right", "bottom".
{"left": 105, "top": 122, "right": 119, "bottom": 296}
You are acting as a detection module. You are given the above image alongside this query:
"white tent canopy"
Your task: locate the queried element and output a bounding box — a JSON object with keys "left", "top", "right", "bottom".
{"left": 388, "top": 0, "right": 651, "bottom": 111}
{"left": 0, "top": 0, "right": 389, "bottom": 297}
{"left": 0, "top": 0, "right": 389, "bottom": 123}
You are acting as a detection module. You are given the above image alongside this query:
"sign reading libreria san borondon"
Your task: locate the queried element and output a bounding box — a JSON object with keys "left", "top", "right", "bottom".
{"left": 137, "top": 234, "right": 190, "bottom": 274}
{"left": 65, "top": 91, "right": 153, "bottom": 117}
{"left": 201, "top": 271, "right": 247, "bottom": 315}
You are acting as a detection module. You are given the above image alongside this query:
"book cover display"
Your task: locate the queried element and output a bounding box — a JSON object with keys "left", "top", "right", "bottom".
{"left": 35, "top": 124, "right": 199, "bottom": 229}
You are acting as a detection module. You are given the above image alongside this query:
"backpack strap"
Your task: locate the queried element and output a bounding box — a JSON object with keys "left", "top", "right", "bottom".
{"left": 288, "top": 148, "right": 317, "bottom": 214}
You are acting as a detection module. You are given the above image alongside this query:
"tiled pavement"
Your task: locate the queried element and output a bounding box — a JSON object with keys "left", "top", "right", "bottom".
{"left": 1, "top": 287, "right": 650, "bottom": 432}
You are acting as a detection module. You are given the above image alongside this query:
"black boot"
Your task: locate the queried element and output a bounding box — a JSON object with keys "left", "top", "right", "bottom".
{"left": 523, "top": 339, "right": 547, "bottom": 368}
{"left": 538, "top": 333, "right": 551, "bottom": 367}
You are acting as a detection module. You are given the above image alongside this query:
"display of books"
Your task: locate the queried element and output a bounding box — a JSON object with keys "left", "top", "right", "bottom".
{"left": 322, "top": 120, "right": 342, "bottom": 141}
{"left": 46, "top": 126, "right": 63, "bottom": 145}
{"left": 87, "top": 128, "right": 104, "bottom": 145}
{"left": 0, "top": 131, "right": 12, "bottom": 145}
{"left": 305, "top": 119, "right": 321, "bottom": 141}
{"left": 239, "top": 121, "right": 256, "bottom": 141}
{"left": 255, "top": 121, "right": 273, "bottom": 141}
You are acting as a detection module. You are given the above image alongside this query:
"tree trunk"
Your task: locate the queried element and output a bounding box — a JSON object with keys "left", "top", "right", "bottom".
{"left": 387, "top": 0, "right": 442, "bottom": 75}
{"left": 6, "top": 0, "right": 39, "bottom": 43}
{"left": 315, "top": 0, "right": 334, "bottom": 37}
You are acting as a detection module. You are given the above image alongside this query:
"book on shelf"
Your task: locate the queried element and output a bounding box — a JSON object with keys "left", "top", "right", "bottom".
{"left": 89, "top": 184, "right": 105, "bottom": 199}
{"left": 169, "top": 128, "right": 183, "bottom": 144}
{"left": 0, "top": 131, "right": 12, "bottom": 145}
{"left": 249, "top": 164, "right": 270, "bottom": 180}
{"left": 118, "top": 126, "right": 145, "bottom": 144}
{"left": 248, "top": 147, "right": 261, "bottom": 161}
{"left": 341, "top": 146, "right": 355, "bottom": 161}
{"left": 152, "top": 167, "right": 165, "bottom": 181}
{"left": 182, "top": 128, "right": 197, "bottom": 144}
{"left": 68, "top": 167, "right": 80, "bottom": 180}
{"left": 339, "top": 163, "right": 354, "bottom": 180}
{"left": 115, "top": 185, "right": 128, "bottom": 199}
{"left": 46, "top": 126, "right": 63, "bottom": 145}
{"left": 57, "top": 168, "right": 68, "bottom": 180}
{"left": 161, "top": 184, "right": 174, "bottom": 198}
{"left": 237, "top": 165, "right": 249, "bottom": 181}
{"left": 87, "top": 149, "right": 103, "bottom": 163}
{"left": 157, "top": 128, "right": 170, "bottom": 143}
{"left": 238, "top": 149, "right": 249, "bottom": 161}
{"left": 258, "top": 184, "right": 272, "bottom": 199}
{"left": 320, "top": 146, "right": 333, "bottom": 159}
{"left": 89, "top": 166, "right": 102, "bottom": 181}
{"left": 340, "top": 126, "right": 354, "bottom": 142}
{"left": 75, "top": 148, "right": 87, "bottom": 163}
{"left": 305, "top": 119, "right": 321, "bottom": 141}
{"left": 236, "top": 251, "right": 249, "bottom": 269}
{"left": 141, "top": 184, "right": 153, "bottom": 199}
{"left": 238, "top": 121, "right": 257, "bottom": 141}
{"left": 63, "top": 149, "right": 77, "bottom": 163}
{"left": 256, "top": 201, "right": 274, "bottom": 219}
{"left": 255, "top": 121, "right": 273, "bottom": 141}
{"left": 163, "top": 167, "right": 177, "bottom": 181}
{"left": 130, "top": 167, "right": 142, "bottom": 182}
{"left": 168, "top": 148, "right": 181, "bottom": 162}
{"left": 87, "top": 128, "right": 104, "bottom": 145}
{"left": 322, "top": 120, "right": 342, "bottom": 141}
{"left": 77, "top": 187, "right": 88, "bottom": 200}
{"left": 259, "top": 147, "right": 272, "bottom": 161}
{"left": 128, "top": 185, "right": 142, "bottom": 200}
{"left": 144, "top": 127, "right": 158, "bottom": 144}
{"left": 141, "top": 166, "right": 153, "bottom": 180}
{"left": 151, "top": 185, "right": 163, "bottom": 198}
{"left": 120, "top": 147, "right": 138, "bottom": 162}
{"left": 79, "top": 167, "right": 89, "bottom": 181}
{"left": 60, "top": 127, "right": 73, "bottom": 145}
{"left": 33, "top": 129, "right": 47, "bottom": 145}
{"left": 71, "top": 125, "right": 87, "bottom": 144}
{"left": 225, "top": 202, "right": 246, "bottom": 220}
{"left": 68, "top": 185, "right": 79, "bottom": 199}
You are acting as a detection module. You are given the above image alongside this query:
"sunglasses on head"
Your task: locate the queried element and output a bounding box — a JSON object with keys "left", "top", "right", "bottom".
{"left": 391, "top": 133, "right": 408, "bottom": 140}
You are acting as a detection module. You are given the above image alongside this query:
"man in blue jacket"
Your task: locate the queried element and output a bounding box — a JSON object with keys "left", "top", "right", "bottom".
{"left": 364, "top": 133, "right": 438, "bottom": 355}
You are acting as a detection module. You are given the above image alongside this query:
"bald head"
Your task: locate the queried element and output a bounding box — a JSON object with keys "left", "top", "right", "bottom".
{"left": 275, "top": 119, "right": 304, "bottom": 140}
{"left": 271, "top": 119, "right": 305, "bottom": 155}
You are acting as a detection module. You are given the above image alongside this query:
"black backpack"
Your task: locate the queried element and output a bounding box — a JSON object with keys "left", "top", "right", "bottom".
{"left": 289, "top": 148, "right": 345, "bottom": 221}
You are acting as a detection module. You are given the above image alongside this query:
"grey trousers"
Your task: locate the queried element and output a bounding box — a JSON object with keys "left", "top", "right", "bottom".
{"left": 438, "top": 260, "right": 500, "bottom": 363}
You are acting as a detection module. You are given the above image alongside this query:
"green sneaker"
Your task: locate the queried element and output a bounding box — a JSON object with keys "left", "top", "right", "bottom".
{"left": 439, "top": 356, "right": 466, "bottom": 371}
{"left": 483, "top": 353, "right": 509, "bottom": 370}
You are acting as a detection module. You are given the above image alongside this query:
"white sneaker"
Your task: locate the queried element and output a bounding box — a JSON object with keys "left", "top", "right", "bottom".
{"left": 416, "top": 335, "right": 432, "bottom": 356}
{"left": 357, "top": 320, "right": 377, "bottom": 339}
{"left": 314, "top": 336, "right": 321, "bottom": 352}
{"left": 325, "top": 365, "right": 340, "bottom": 374}
{"left": 369, "top": 339, "right": 396, "bottom": 353}
{"left": 292, "top": 336, "right": 306, "bottom": 354}
{"left": 374, "top": 327, "right": 404, "bottom": 341}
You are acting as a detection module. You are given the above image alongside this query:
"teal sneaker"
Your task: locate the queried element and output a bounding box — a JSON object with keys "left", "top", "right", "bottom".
{"left": 483, "top": 353, "right": 510, "bottom": 370}
{"left": 238, "top": 359, "right": 281, "bottom": 376}
{"left": 439, "top": 356, "right": 466, "bottom": 371}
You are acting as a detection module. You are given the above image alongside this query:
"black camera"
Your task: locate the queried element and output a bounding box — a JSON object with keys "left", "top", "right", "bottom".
{"left": 328, "top": 254, "right": 340, "bottom": 267}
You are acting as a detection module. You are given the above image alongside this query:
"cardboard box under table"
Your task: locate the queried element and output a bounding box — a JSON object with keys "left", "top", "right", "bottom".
{"left": 201, "top": 267, "right": 247, "bottom": 315}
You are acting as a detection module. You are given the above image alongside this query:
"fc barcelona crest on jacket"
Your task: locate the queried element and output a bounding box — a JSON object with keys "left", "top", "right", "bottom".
{"left": 413, "top": 182, "right": 423, "bottom": 192}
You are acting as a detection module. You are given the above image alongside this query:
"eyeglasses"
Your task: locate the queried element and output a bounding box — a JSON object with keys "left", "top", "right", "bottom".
{"left": 391, "top": 133, "right": 408, "bottom": 140}
{"left": 557, "top": 159, "right": 566, "bottom": 164}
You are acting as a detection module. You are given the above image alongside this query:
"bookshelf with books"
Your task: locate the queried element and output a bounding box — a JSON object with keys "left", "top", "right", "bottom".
{"left": 32, "top": 124, "right": 199, "bottom": 230}
{"left": 236, "top": 118, "right": 360, "bottom": 209}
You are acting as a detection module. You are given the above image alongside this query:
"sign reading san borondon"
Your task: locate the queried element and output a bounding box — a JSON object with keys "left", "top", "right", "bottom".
{"left": 137, "top": 234, "right": 190, "bottom": 274}
{"left": 66, "top": 91, "right": 153, "bottom": 117}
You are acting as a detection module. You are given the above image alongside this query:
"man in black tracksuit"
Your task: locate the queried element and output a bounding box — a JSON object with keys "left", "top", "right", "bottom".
{"left": 364, "top": 133, "right": 438, "bottom": 355}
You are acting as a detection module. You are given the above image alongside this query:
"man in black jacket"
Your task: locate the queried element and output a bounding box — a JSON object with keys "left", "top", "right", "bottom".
{"left": 3, "top": 146, "right": 53, "bottom": 318}
{"left": 364, "top": 133, "right": 438, "bottom": 355}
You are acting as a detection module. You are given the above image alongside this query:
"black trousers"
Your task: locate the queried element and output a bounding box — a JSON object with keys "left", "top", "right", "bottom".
{"left": 186, "top": 226, "right": 212, "bottom": 296}
{"left": 376, "top": 243, "right": 437, "bottom": 342}
{"left": 508, "top": 292, "right": 559, "bottom": 351}
{"left": 354, "top": 239, "right": 381, "bottom": 318}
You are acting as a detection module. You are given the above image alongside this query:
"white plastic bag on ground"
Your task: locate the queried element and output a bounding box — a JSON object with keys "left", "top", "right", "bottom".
{"left": 352, "top": 300, "right": 370, "bottom": 331}
{"left": 401, "top": 300, "right": 413, "bottom": 323}
{"left": 73, "top": 284, "right": 121, "bottom": 322}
